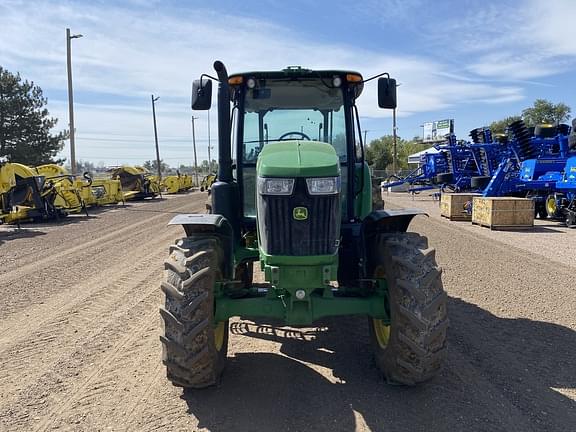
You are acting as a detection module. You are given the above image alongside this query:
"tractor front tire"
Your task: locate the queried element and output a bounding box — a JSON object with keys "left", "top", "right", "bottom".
{"left": 369, "top": 232, "right": 448, "bottom": 385}
{"left": 160, "top": 237, "right": 229, "bottom": 389}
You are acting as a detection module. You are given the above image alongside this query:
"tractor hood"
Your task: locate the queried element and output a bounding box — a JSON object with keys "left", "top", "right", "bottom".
{"left": 257, "top": 141, "right": 340, "bottom": 178}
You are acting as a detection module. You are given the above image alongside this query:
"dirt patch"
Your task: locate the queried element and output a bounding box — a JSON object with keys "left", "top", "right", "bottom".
{"left": 0, "top": 191, "right": 574, "bottom": 431}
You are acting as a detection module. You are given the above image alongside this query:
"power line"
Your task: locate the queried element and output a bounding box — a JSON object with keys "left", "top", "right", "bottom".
{"left": 76, "top": 136, "right": 212, "bottom": 143}
{"left": 79, "top": 132, "right": 195, "bottom": 138}
{"left": 72, "top": 156, "right": 213, "bottom": 161}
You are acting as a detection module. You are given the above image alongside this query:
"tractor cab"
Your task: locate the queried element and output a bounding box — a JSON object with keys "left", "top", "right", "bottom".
{"left": 229, "top": 68, "right": 357, "bottom": 219}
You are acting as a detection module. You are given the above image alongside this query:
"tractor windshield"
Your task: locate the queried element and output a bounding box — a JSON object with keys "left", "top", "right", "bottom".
{"left": 242, "top": 79, "right": 347, "bottom": 162}
{"left": 239, "top": 77, "right": 349, "bottom": 218}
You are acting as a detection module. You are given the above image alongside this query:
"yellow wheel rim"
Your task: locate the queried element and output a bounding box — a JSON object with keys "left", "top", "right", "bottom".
{"left": 214, "top": 322, "right": 225, "bottom": 351}
{"left": 546, "top": 196, "right": 557, "bottom": 216}
{"left": 372, "top": 265, "right": 390, "bottom": 349}
{"left": 373, "top": 319, "right": 391, "bottom": 349}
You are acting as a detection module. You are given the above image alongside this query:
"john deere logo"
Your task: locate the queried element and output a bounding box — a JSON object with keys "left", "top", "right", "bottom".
{"left": 293, "top": 206, "right": 308, "bottom": 220}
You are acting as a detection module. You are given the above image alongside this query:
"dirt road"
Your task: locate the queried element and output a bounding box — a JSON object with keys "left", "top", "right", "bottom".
{"left": 0, "top": 192, "right": 574, "bottom": 431}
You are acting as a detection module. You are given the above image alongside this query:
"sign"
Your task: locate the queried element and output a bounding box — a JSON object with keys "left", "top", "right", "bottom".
{"left": 422, "top": 119, "right": 454, "bottom": 142}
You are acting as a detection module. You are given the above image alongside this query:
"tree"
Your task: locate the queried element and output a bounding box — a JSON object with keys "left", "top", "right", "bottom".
{"left": 366, "top": 135, "right": 439, "bottom": 172}
{"left": 396, "top": 139, "right": 428, "bottom": 171}
{"left": 143, "top": 159, "right": 170, "bottom": 174}
{"left": 365, "top": 135, "right": 395, "bottom": 170}
{"left": 521, "top": 99, "right": 571, "bottom": 126}
{"left": 489, "top": 115, "right": 522, "bottom": 134}
{"left": 0, "top": 66, "right": 67, "bottom": 165}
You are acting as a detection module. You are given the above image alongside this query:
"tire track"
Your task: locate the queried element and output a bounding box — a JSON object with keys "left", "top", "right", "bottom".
{"left": 0, "top": 200, "right": 203, "bottom": 406}
{"left": 0, "top": 269, "right": 164, "bottom": 431}
{"left": 0, "top": 194, "right": 207, "bottom": 431}
{"left": 0, "top": 198, "right": 203, "bottom": 321}
{"left": 0, "top": 223, "right": 179, "bottom": 350}
{"left": 2, "top": 190, "right": 574, "bottom": 432}
{"left": 0, "top": 195, "right": 199, "bottom": 273}
{"left": 30, "top": 306, "right": 161, "bottom": 432}
{"left": 123, "top": 363, "right": 166, "bottom": 432}
{"left": 0, "top": 241, "right": 168, "bottom": 415}
{"left": 0, "top": 199, "right": 195, "bottom": 287}
{"left": 129, "top": 381, "right": 196, "bottom": 432}
{"left": 52, "top": 325, "right": 164, "bottom": 431}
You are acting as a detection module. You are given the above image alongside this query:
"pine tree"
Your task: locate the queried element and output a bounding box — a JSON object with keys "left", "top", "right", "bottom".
{"left": 0, "top": 66, "right": 68, "bottom": 165}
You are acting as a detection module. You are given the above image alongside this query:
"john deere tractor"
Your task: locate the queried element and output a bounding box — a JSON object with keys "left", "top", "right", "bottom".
{"left": 160, "top": 61, "right": 448, "bottom": 388}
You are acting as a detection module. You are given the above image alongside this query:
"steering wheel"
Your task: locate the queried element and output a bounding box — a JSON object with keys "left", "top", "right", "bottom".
{"left": 278, "top": 131, "right": 311, "bottom": 141}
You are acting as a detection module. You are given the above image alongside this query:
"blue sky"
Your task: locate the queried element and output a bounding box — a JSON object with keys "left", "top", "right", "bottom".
{"left": 1, "top": 0, "right": 575, "bottom": 166}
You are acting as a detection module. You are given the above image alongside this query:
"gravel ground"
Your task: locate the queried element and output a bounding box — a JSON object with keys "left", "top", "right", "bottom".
{"left": 382, "top": 191, "right": 576, "bottom": 269}
{"left": 0, "top": 191, "right": 574, "bottom": 431}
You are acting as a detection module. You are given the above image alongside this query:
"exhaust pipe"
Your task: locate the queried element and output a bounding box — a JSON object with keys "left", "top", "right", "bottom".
{"left": 214, "top": 61, "right": 233, "bottom": 183}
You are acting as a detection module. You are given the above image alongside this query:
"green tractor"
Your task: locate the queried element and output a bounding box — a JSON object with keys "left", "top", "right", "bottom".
{"left": 160, "top": 61, "right": 448, "bottom": 388}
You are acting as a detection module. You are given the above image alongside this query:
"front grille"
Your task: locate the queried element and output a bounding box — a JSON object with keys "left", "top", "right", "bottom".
{"left": 258, "top": 178, "right": 340, "bottom": 256}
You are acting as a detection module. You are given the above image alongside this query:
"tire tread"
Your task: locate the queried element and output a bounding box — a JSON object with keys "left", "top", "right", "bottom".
{"left": 370, "top": 232, "right": 448, "bottom": 385}
{"left": 160, "top": 237, "right": 228, "bottom": 389}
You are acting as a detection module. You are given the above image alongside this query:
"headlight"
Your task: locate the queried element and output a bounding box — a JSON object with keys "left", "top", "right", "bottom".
{"left": 306, "top": 177, "right": 340, "bottom": 195}
{"left": 258, "top": 177, "right": 294, "bottom": 195}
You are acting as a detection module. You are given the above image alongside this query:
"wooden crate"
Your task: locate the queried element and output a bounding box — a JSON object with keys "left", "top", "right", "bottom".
{"left": 472, "top": 197, "right": 534, "bottom": 229}
{"left": 440, "top": 193, "right": 479, "bottom": 221}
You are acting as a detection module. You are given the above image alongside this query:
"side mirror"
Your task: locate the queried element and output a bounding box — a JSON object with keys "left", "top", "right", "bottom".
{"left": 191, "top": 78, "right": 212, "bottom": 110}
{"left": 378, "top": 77, "right": 397, "bottom": 109}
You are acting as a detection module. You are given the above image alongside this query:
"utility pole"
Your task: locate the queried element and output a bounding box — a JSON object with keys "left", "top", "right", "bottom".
{"left": 151, "top": 95, "right": 162, "bottom": 180}
{"left": 191, "top": 116, "right": 199, "bottom": 187}
{"left": 363, "top": 129, "right": 369, "bottom": 145}
{"left": 392, "top": 108, "right": 398, "bottom": 174}
{"left": 66, "top": 28, "right": 83, "bottom": 174}
{"left": 207, "top": 110, "right": 212, "bottom": 173}
{"left": 392, "top": 82, "right": 402, "bottom": 174}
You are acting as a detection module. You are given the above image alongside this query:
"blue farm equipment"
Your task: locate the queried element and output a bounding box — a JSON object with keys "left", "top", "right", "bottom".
{"left": 468, "top": 127, "right": 510, "bottom": 190}
{"left": 545, "top": 123, "right": 576, "bottom": 227}
{"left": 551, "top": 156, "right": 576, "bottom": 227}
{"left": 382, "top": 151, "right": 448, "bottom": 193}
{"left": 435, "top": 134, "right": 478, "bottom": 191}
{"left": 382, "top": 134, "right": 478, "bottom": 193}
{"left": 480, "top": 120, "right": 574, "bottom": 218}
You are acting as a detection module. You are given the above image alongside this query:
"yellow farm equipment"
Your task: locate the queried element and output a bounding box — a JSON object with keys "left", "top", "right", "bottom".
{"left": 35, "top": 164, "right": 86, "bottom": 214}
{"left": 0, "top": 162, "right": 66, "bottom": 223}
{"left": 81, "top": 176, "right": 124, "bottom": 206}
{"left": 162, "top": 173, "right": 193, "bottom": 194}
{"left": 200, "top": 173, "right": 216, "bottom": 192}
{"left": 110, "top": 166, "right": 161, "bottom": 200}
{"left": 0, "top": 160, "right": 16, "bottom": 222}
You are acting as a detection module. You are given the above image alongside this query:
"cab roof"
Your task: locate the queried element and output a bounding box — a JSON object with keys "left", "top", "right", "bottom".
{"left": 228, "top": 67, "right": 364, "bottom": 96}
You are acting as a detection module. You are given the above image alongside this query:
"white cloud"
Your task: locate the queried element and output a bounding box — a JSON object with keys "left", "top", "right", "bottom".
{"left": 428, "top": 0, "right": 576, "bottom": 80}
{"left": 0, "top": 0, "right": 528, "bottom": 164}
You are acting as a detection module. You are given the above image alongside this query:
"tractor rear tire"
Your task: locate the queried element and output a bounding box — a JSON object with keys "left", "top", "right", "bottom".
{"left": 160, "top": 237, "right": 229, "bottom": 389}
{"left": 368, "top": 232, "right": 448, "bottom": 385}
